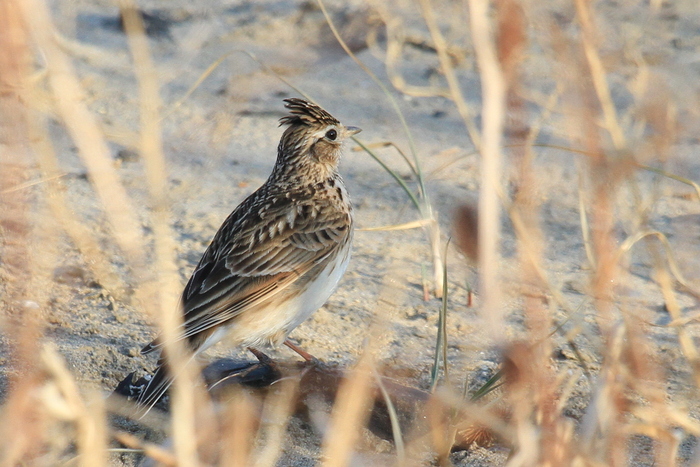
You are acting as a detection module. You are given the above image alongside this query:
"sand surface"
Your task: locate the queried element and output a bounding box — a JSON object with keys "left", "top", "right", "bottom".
{"left": 3, "top": 0, "right": 700, "bottom": 465}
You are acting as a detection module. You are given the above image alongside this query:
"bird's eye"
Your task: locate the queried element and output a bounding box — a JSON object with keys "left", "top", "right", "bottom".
{"left": 325, "top": 129, "right": 337, "bottom": 141}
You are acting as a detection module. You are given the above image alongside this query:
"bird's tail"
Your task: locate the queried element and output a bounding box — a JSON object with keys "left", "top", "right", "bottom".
{"left": 136, "top": 357, "right": 173, "bottom": 415}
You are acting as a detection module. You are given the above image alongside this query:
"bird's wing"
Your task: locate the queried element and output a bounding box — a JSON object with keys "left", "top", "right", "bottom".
{"left": 144, "top": 188, "right": 351, "bottom": 352}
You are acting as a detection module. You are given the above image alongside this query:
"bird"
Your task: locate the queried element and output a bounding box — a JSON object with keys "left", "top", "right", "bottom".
{"left": 136, "top": 98, "right": 360, "bottom": 409}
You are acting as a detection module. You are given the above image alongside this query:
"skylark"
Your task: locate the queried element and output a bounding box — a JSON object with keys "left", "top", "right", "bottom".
{"left": 137, "top": 98, "right": 360, "bottom": 408}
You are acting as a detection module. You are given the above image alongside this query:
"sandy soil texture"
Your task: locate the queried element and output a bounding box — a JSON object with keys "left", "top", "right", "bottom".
{"left": 2, "top": 0, "right": 700, "bottom": 465}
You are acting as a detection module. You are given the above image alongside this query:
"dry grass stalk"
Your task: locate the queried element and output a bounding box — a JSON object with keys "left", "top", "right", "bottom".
{"left": 418, "top": 0, "right": 481, "bottom": 150}
{"left": 28, "top": 119, "right": 126, "bottom": 297}
{"left": 2, "top": 0, "right": 699, "bottom": 465}
{"left": 552, "top": 7, "right": 614, "bottom": 334}
{"left": 571, "top": 2, "right": 626, "bottom": 338}
{"left": 321, "top": 256, "right": 411, "bottom": 466}
{"left": 502, "top": 342, "right": 560, "bottom": 465}
{"left": 18, "top": 0, "right": 146, "bottom": 272}
{"left": 317, "top": 0, "right": 445, "bottom": 298}
{"left": 219, "top": 389, "right": 258, "bottom": 467}
{"left": 118, "top": 4, "right": 204, "bottom": 466}
{"left": 573, "top": 0, "right": 626, "bottom": 152}
{"left": 0, "top": 0, "right": 33, "bottom": 309}
{"left": 0, "top": 3, "right": 48, "bottom": 464}
{"left": 496, "top": 0, "right": 572, "bottom": 463}
{"left": 40, "top": 344, "right": 108, "bottom": 467}
{"left": 320, "top": 353, "right": 376, "bottom": 467}
{"left": 426, "top": 394, "right": 452, "bottom": 466}
{"left": 114, "top": 431, "right": 178, "bottom": 466}
{"left": 579, "top": 325, "right": 628, "bottom": 464}
{"left": 251, "top": 378, "right": 300, "bottom": 467}
{"left": 466, "top": 0, "right": 507, "bottom": 340}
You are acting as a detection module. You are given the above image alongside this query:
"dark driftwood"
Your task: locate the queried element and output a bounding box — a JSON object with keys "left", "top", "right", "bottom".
{"left": 114, "top": 353, "right": 498, "bottom": 452}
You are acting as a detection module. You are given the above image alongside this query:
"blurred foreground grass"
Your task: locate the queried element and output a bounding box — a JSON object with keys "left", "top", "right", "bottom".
{"left": 2, "top": 0, "right": 700, "bottom": 465}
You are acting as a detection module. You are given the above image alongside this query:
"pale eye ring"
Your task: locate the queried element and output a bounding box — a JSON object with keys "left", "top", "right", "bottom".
{"left": 325, "top": 129, "right": 337, "bottom": 141}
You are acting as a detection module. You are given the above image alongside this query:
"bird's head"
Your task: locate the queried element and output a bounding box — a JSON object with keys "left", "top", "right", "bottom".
{"left": 275, "top": 98, "right": 361, "bottom": 178}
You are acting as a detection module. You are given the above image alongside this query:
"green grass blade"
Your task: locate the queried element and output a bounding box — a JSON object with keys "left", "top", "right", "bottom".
{"left": 469, "top": 369, "right": 503, "bottom": 401}
{"left": 353, "top": 137, "right": 423, "bottom": 213}
{"left": 315, "top": 0, "right": 429, "bottom": 207}
{"left": 430, "top": 240, "right": 450, "bottom": 391}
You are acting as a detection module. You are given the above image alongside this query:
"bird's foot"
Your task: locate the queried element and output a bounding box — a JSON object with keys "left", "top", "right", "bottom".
{"left": 247, "top": 347, "right": 274, "bottom": 364}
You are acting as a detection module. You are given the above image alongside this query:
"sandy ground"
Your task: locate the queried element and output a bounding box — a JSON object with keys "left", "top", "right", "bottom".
{"left": 3, "top": 0, "right": 700, "bottom": 465}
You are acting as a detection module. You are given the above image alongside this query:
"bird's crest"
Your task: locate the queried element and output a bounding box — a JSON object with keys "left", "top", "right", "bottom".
{"left": 279, "top": 98, "right": 340, "bottom": 128}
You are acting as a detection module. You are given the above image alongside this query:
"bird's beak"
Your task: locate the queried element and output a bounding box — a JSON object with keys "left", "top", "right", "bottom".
{"left": 345, "top": 126, "right": 362, "bottom": 137}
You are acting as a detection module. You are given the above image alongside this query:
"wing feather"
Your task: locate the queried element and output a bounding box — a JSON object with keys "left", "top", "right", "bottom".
{"left": 144, "top": 182, "right": 352, "bottom": 352}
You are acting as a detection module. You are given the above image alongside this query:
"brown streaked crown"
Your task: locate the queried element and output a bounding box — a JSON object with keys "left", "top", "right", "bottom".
{"left": 279, "top": 98, "right": 341, "bottom": 128}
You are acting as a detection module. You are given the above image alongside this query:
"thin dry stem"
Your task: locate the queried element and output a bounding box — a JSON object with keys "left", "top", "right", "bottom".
{"left": 467, "top": 0, "right": 507, "bottom": 340}
{"left": 320, "top": 354, "right": 376, "bottom": 467}
{"left": 574, "top": 0, "right": 626, "bottom": 151}
{"left": 29, "top": 118, "right": 126, "bottom": 297}
{"left": 220, "top": 391, "right": 258, "bottom": 467}
{"left": 41, "top": 344, "right": 107, "bottom": 467}
{"left": 119, "top": 3, "right": 202, "bottom": 464}
{"left": 384, "top": 18, "right": 452, "bottom": 99}
{"left": 316, "top": 0, "right": 445, "bottom": 298}
{"left": 419, "top": 0, "right": 481, "bottom": 149}
{"left": 252, "top": 378, "right": 300, "bottom": 467}
{"left": 18, "top": 0, "right": 146, "bottom": 272}
{"left": 113, "top": 432, "right": 177, "bottom": 466}
{"left": 0, "top": 4, "right": 52, "bottom": 464}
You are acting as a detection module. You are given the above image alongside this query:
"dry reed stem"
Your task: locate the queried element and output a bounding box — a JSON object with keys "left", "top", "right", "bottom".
{"left": 426, "top": 395, "right": 452, "bottom": 466}
{"left": 593, "top": 325, "right": 630, "bottom": 465}
{"left": 320, "top": 353, "right": 375, "bottom": 467}
{"left": 498, "top": 0, "right": 571, "bottom": 462}
{"left": 553, "top": 8, "right": 617, "bottom": 337}
{"left": 0, "top": 0, "right": 32, "bottom": 307}
{"left": 18, "top": 0, "right": 147, "bottom": 274}
{"left": 467, "top": 0, "right": 507, "bottom": 340}
{"left": 28, "top": 118, "right": 126, "bottom": 297}
{"left": 119, "top": 3, "right": 202, "bottom": 464}
{"left": 573, "top": 0, "right": 626, "bottom": 151}
{"left": 220, "top": 390, "right": 258, "bottom": 467}
{"left": 321, "top": 256, "right": 411, "bottom": 466}
{"left": 418, "top": 0, "right": 481, "bottom": 149}
{"left": 41, "top": 344, "right": 107, "bottom": 467}
{"left": 113, "top": 432, "right": 178, "bottom": 466}
{"left": 316, "top": 0, "right": 445, "bottom": 298}
{"left": 0, "top": 3, "right": 49, "bottom": 464}
{"left": 252, "top": 378, "right": 300, "bottom": 467}
{"left": 383, "top": 18, "right": 452, "bottom": 99}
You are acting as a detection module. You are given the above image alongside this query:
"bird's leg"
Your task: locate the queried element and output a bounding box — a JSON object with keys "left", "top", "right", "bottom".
{"left": 284, "top": 339, "right": 316, "bottom": 362}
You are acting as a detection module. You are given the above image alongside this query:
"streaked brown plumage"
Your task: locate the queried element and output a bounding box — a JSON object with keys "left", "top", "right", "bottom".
{"left": 137, "top": 98, "right": 360, "bottom": 408}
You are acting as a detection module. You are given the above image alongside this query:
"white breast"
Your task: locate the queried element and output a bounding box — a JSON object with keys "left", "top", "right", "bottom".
{"left": 284, "top": 240, "right": 353, "bottom": 333}
{"left": 205, "top": 239, "right": 353, "bottom": 351}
